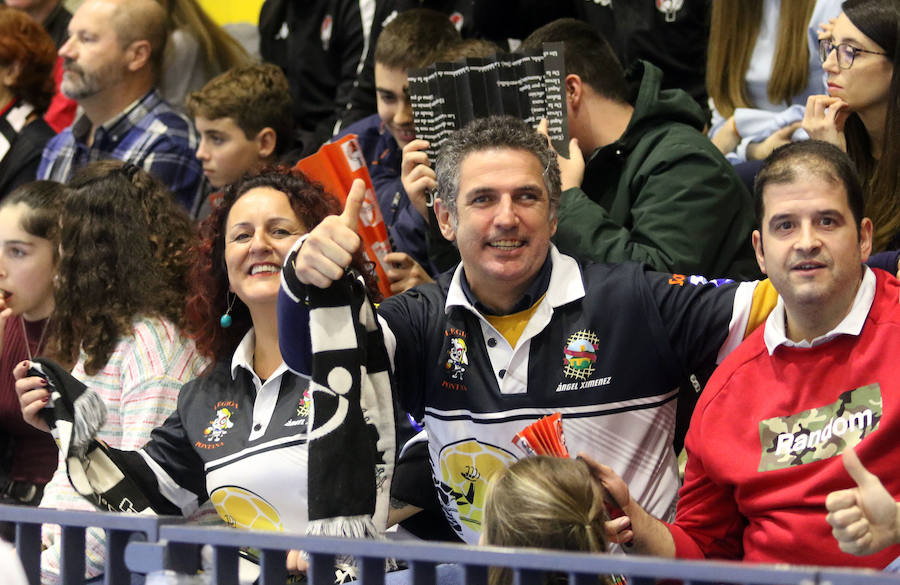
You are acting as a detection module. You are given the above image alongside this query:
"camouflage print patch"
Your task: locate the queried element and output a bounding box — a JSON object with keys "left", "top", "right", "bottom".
{"left": 758, "top": 384, "right": 881, "bottom": 472}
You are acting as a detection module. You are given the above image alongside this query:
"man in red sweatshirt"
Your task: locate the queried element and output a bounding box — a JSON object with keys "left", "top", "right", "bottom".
{"left": 590, "top": 139, "right": 900, "bottom": 569}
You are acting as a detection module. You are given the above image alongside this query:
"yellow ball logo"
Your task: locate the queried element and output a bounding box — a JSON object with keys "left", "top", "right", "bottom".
{"left": 438, "top": 440, "right": 517, "bottom": 532}
{"left": 210, "top": 486, "right": 284, "bottom": 531}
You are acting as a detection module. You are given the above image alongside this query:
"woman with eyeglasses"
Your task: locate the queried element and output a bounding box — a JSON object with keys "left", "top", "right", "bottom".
{"left": 803, "top": 0, "right": 899, "bottom": 252}
{"left": 706, "top": 0, "right": 843, "bottom": 163}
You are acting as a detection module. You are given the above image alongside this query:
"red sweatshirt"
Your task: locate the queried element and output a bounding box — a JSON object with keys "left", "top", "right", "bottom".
{"left": 668, "top": 269, "right": 900, "bottom": 568}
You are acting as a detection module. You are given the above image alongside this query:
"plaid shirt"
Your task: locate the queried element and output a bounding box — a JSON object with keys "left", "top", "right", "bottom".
{"left": 38, "top": 89, "right": 203, "bottom": 212}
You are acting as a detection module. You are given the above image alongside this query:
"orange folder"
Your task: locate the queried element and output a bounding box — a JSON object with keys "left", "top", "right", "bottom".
{"left": 294, "top": 134, "right": 394, "bottom": 298}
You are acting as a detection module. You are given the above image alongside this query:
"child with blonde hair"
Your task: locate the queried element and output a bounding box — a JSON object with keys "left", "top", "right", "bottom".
{"left": 482, "top": 456, "right": 613, "bottom": 585}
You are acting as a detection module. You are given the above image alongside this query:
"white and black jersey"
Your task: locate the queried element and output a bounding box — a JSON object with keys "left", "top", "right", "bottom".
{"left": 100, "top": 333, "right": 314, "bottom": 533}
{"left": 280, "top": 245, "right": 760, "bottom": 544}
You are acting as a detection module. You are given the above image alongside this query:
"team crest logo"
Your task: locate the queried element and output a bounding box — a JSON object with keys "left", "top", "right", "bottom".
{"left": 563, "top": 330, "right": 599, "bottom": 380}
{"left": 656, "top": 0, "right": 684, "bottom": 20}
{"left": 285, "top": 389, "right": 312, "bottom": 427}
{"left": 436, "top": 440, "right": 517, "bottom": 534}
{"left": 449, "top": 11, "right": 464, "bottom": 31}
{"left": 204, "top": 407, "right": 234, "bottom": 443}
{"left": 446, "top": 337, "right": 469, "bottom": 380}
{"left": 320, "top": 14, "right": 333, "bottom": 50}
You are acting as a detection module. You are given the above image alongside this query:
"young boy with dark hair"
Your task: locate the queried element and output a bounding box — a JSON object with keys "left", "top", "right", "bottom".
{"left": 336, "top": 8, "right": 460, "bottom": 273}
{"left": 187, "top": 63, "right": 294, "bottom": 191}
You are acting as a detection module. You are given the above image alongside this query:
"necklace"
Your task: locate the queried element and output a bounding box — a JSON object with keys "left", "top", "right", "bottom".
{"left": 21, "top": 316, "right": 50, "bottom": 362}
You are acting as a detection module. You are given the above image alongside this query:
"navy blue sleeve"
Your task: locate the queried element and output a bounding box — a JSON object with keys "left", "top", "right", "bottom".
{"left": 866, "top": 251, "right": 900, "bottom": 274}
{"left": 641, "top": 269, "right": 740, "bottom": 378}
{"left": 277, "top": 245, "right": 312, "bottom": 375}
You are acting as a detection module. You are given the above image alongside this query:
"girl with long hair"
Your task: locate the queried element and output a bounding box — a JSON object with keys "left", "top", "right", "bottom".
{"left": 803, "top": 0, "right": 900, "bottom": 252}
{"left": 707, "top": 0, "right": 842, "bottom": 162}
{"left": 19, "top": 163, "right": 208, "bottom": 584}
{"left": 0, "top": 181, "right": 65, "bottom": 517}
{"left": 157, "top": 0, "right": 251, "bottom": 109}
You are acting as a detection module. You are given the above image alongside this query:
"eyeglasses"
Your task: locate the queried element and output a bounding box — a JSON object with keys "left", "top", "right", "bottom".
{"left": 819, "top": 39, "right": 888, "bottom": 69}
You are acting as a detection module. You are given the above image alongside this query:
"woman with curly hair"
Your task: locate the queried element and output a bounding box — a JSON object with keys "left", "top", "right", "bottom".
{"left": 15, "top": 162, "right": 208, "bottom": 584}
{"left": 0, "top": 6, "right": 57, "bottom": 197}
{"left": 18, "top": 166, "right": 378, "bottom": 578}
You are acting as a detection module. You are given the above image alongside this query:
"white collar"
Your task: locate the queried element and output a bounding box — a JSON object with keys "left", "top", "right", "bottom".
{"left": 444, "top": 244, "right": 585, "bottom": 315}
{"left": 229, "top": 327, "right": 290, "bottom": 385}
{"left": 763, "top": 266, "right": 876, "bottom": 354}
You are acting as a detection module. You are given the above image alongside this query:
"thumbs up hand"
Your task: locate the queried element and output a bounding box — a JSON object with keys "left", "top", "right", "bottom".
{"left": 825, "top": 447, "right": 900, "bottom": 556}
{"left": 294, "top": 179, "right": 365, "bottom": 289}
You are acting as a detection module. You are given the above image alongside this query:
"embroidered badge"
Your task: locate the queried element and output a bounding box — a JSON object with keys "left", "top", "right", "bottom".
{"left": 284, "top": 388, "right": 311, "bottom": 427}
{"left": 449, "top": 11, "right": 464, "bottom": 31}
{"left": 446, "top": 336, "right": 469, "bottom": 380}
{"left": 562, "top": 330, "right": 599, "bottom": 381}
{"left": 656, "top": 0, "right": 684, "bottom": 21}
{"left": 320, "top": 14, "right": 333, "bottom": 51}
{"left": 204, "top": 407, "right": 234, "bottom": 443}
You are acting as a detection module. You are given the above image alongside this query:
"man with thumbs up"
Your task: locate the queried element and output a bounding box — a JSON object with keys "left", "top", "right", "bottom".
{"left": 280, "top": 114, "right": 781, "bottom": 546}
{"left": 588, "top": 140, "right": 900, "bottom": 568}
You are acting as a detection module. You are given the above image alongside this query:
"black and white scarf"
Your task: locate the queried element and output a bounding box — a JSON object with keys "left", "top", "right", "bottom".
{"left": 303, "top": 271, "right": 396, "bottom": 541}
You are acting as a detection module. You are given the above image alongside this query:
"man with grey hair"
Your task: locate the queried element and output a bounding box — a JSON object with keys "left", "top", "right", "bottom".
{"left": 280, "top": 115, "right": 768, "bottom": 544}
{"left": 37, "top": 0, "right": 203, "bottom": 212}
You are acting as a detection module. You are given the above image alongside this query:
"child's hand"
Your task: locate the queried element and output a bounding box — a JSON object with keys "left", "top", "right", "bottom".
{"left": 401, "top": 140, "right": 437, "bottom": 220}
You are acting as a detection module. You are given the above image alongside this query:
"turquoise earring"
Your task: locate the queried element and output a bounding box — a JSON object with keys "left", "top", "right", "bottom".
{"left": 220, "top": 293, "right": 236, "bottom": 328}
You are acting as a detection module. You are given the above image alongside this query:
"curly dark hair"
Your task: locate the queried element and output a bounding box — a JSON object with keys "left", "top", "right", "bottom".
{"left": 54, "top": 162, "right": 197, "bottom": 374}
{"left": 0, "top": 7, "right": 56, "bottom": 114}
{"left": 185, "top": 166, "right": 379, "bottom": 361}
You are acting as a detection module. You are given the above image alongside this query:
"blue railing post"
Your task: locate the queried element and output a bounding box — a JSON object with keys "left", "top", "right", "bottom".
{"left": 513, "top": 568, "right": 542, "bottom": 585}
{"left": 307, "top": 551, "right": 336, "bottom": 585}
{"left": 15, "top": 521, "right": 41, "bottom": 585}
{"left": 259, "top": 548, "right": 288, "bottom": 585}
{"left": 464, "top": 563, "right": 488, "bottom": 585}
{"left": 164, "top": 541, "right": 201, "bottom": 575}
{"left": 104, "top": 528, "right": 137, "bottom": 585}
{"left": 210, "top": 545, "right": 239, "bottom": 585}
{"left": 359, "top": 556, "right": 386, "bottom": 585}
{"left": 409, "top": 560, "right": 436, "bottom": 585}
{"left": 59, "top": 525, "right": 86, "bottom": 585}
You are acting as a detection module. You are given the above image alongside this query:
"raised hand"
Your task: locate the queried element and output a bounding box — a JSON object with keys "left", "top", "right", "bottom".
{"left": 293, "top": 179, "right": 365, "bottom": 289}
{"left": 826, "top": 447, "right": 900, "bottom": 556}
{"left": 818, "top": 17, "right": 836, "bottom": 41}
{"left": 14, "top": 359, "right": 51, "bottom": 433}
{"left": 803, "top": 95, "right": 850, "bottom": 151}
{"left": 401, "top": 139, "right": 437, "bottom": 220}
{"left": 384, "top": 252, "right": 433, "bottom": 294}
{"left": 537, "top": 118, "right": 583, "bottom": 190}
{"left": 578, "top": 453, "right": 635, "bottom": 546}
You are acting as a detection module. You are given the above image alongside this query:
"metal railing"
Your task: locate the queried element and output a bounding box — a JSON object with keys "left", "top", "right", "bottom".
{"left": 3, "top": 504, "right": 900, "bottom": 585}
